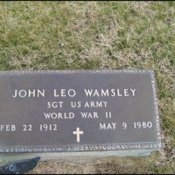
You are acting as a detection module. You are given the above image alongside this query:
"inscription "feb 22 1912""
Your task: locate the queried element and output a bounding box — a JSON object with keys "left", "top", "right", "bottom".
{"left": 0, "top": 70, "right": 162, "bottom": 153}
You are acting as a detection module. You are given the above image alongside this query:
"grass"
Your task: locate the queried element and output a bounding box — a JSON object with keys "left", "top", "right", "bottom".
{"left": 0, "top": 1, "right": 175, "bottom": 174}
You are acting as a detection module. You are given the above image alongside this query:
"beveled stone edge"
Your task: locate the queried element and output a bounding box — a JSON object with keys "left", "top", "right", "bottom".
{"left": 149, "top": 71, "right": 163, "bottom": 149}
{"left": 0, "top": 142, "right": 162, "bottom": 153}
{"left": 0, "top": 69, "right": 154, "bottom": 75}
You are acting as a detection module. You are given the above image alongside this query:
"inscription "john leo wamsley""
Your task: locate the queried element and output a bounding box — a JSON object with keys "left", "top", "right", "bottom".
{"left": 11, "top": 88, "right": 136, "bottom": 98}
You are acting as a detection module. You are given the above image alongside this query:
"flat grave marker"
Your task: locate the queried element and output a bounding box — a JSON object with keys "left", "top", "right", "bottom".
{"left": 0, "top": 70, "right": 162, "bottom": 155}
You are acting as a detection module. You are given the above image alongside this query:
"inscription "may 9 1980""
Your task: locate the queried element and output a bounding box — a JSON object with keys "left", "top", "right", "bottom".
{"left": 0, "top": 70, "right": 162, "bottom": 152}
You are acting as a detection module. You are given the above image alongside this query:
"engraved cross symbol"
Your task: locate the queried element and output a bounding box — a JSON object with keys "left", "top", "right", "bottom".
{"left": 73, "top": 127, "right": 84, "bottom": 143}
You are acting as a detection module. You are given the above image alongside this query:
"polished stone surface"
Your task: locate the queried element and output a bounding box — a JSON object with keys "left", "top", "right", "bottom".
{"left": 0, "top": 70, "right": 162, "bottom": 152}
